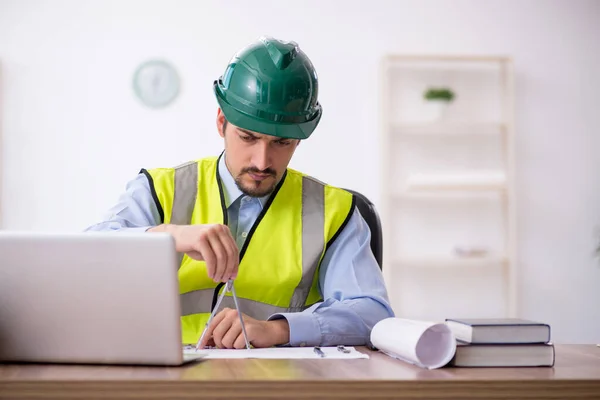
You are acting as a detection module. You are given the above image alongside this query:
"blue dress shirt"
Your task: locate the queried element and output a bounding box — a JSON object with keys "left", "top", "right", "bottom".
{"left": 86, "top": 155, "right": 395, "bottom": 346}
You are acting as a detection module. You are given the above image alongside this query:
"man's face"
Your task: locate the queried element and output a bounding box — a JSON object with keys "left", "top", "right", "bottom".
{"left": 217, "top": 109, "right": 300, "bottom": 198}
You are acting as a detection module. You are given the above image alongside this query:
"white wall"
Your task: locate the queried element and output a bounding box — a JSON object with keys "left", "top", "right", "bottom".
{"left": 1, "top": 0, "right": 599, "bottom": 343}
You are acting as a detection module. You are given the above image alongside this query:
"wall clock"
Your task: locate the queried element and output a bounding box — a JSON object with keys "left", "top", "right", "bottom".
{"left": 133, "top": 59, "right": 180, "bottom": 108}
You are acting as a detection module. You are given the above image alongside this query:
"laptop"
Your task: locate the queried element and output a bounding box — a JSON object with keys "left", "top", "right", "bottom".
{"left": 0, "top": 231, "right": 206, "bottom": 366}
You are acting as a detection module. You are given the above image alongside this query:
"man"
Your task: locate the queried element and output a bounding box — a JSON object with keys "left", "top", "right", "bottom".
{"left": 87, "top": 37, "right": 394, "bottom": 349}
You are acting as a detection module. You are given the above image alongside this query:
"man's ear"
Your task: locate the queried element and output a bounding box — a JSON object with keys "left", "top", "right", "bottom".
{"left": 216, "top": 108, "right": 226, "bottom": 138}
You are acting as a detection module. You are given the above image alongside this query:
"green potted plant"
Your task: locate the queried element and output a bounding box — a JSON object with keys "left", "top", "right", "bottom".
{"left": 422, "top": 87, "right": 456, "bottom": 121}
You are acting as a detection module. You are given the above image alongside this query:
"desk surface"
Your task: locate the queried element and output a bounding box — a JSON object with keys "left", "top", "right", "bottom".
{"left": 1, "top": 344, "right": 599, "bottom": 399}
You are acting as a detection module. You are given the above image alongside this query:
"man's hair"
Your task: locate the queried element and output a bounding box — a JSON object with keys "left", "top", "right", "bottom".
{"left": 222, "top": 117, "right": 228, "bottom": 132}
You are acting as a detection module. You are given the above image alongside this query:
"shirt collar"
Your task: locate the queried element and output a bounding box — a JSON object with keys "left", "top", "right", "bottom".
{"left": 218, "top": 153, "right": 270, "bottom": 210}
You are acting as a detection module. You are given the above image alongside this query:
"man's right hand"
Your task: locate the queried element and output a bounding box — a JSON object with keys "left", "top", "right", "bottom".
{"left": 149, "top": 224, "right": 239, "bottom": 282}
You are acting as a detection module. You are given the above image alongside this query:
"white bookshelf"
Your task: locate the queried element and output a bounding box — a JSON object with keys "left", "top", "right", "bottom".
{"left": 380, "top": 55, "right": 516, "bottom": 322}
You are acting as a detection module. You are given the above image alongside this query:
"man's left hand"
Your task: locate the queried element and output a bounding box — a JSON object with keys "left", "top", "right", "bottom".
{"left": 198, "top": 308, "right": 290, "bottom": 349}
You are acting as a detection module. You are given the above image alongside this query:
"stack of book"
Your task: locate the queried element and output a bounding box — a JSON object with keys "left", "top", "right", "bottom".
{"left": 444, "top": 318, "right": 555, "bottom": 367}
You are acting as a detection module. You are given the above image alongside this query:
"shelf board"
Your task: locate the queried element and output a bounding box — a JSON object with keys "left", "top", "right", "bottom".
{"left": 393, "top": 191, "right": 505, "bottom": 200}
{"left": 395, "top": 256, "right": 508, "bottom": 268}
{"left": 384, "top": 55, "right": 511, "bottom": 66}
{"left": 405, "top": 172, "right": 507, "bottom": 192}
{"left": 406, "top": 184, "right": 507, "bottom": 192}
{"left": 391, "top": 122, "right": 505, "bottom": 136}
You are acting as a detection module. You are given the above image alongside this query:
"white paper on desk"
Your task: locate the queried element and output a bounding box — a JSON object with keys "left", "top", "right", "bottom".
{"left": 184, "top": 346, "right": 369, "bottom": 359}
{"left": 370, "top": 318, "right": 456, "bottom": 369}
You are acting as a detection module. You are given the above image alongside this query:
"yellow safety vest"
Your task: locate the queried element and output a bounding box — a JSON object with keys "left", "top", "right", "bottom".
{"left": 142, "top": 155, "right": 355, "bottom": 344}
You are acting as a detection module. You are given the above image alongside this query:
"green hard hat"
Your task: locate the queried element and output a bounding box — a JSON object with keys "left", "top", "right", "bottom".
{"left": 213, "top": 36, "right": 322, "bottom": 140}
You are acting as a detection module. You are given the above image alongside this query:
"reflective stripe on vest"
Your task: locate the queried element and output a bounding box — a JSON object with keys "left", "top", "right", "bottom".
{"left": 180, "top": 289, "right": 306, "bottom": 319}
{"left": 172, "top": 161, "right": 199, "bottom": 268}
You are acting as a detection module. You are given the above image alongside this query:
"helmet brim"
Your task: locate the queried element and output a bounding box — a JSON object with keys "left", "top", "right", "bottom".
{"left": 214, "top": 81, "right": 321, "bottom": 140}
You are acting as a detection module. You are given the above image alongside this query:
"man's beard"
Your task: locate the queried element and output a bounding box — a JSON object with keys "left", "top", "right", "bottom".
{"left": 234, "top": 167, "right": 277, "bottom": 198}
